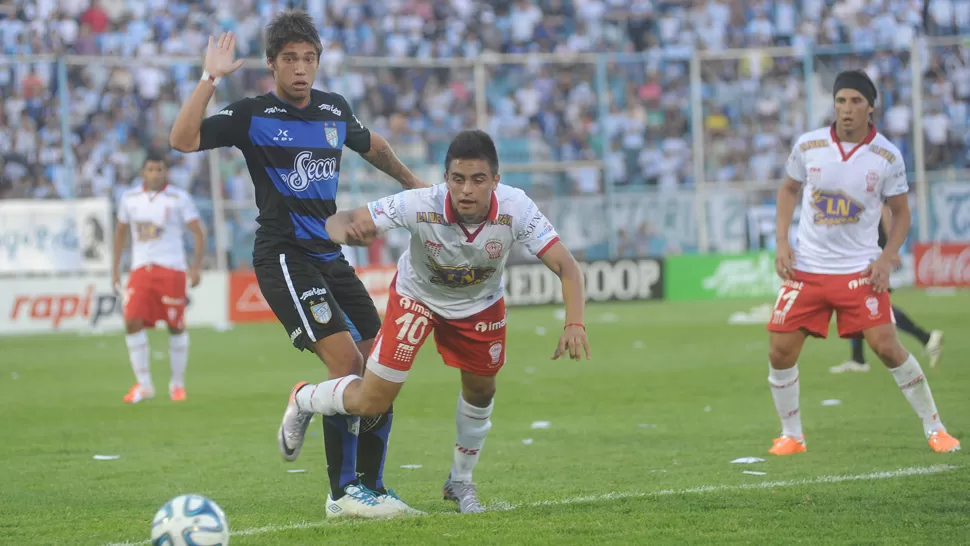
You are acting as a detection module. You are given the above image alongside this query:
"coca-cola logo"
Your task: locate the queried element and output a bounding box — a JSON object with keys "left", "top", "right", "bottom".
{"left": 916, "top": 244, "right": 970, "bottom": 287}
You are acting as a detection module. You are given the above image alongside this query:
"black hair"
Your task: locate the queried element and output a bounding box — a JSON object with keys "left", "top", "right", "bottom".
{"left": 444, "top": 130, "right": 499, "bottom": 175}
{"left": 833, "top": 69, "right": 878, "bottom": 106}
{"left": 143, "top": 149, "right": 168, "bottom": 167}
{"left": 265, "top": 10, "right": 322, "bottom": 61}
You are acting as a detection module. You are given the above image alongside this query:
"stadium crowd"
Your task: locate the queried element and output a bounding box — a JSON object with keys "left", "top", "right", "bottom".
{"left": 1, "top": 0, "right": 968, "bottom": 262}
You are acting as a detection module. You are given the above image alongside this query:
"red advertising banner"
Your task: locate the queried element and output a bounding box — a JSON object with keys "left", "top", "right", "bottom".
{"left": 914, "top": 242, "right": 970, "bottom": 288}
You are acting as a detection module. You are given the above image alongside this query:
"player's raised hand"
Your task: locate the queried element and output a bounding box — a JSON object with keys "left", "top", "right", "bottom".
{"left": 204, "top": 32, "right": 245, "bottom": 78}
{"left": 775, "top": 242, "right": 795, "bottom": 280}
{"left": 553, "top": 323, "right": 590, "bottom": 361}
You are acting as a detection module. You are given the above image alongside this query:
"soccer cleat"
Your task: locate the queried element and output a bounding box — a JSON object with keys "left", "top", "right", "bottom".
{"left": 928, "top": 430, "right": 960, "bottom": 453}
{"left": 278, "top": 381, "right": 313, "bottom": 462}
{"left": 377, "top": 489, "right": 426, "bottom": 516}
{"left": 769, "top": 435, "right": 807, "bottom": 456}
{"left": 169, "top": 385, "right": 186, "bottom": 402}
{"left": 443, "top": 475, "right": 484, "bottom": 514}
{"left": 925, "top": 330, "right": 944, "bottom": 368}
{"left": 123, "top": 383, "right": 155, "bottom": 404}
{"left": 325, "top": 484, "right": 402, "bottom": 519}
{"left": 829, "top": 360, "right": 870, "bottom": 374}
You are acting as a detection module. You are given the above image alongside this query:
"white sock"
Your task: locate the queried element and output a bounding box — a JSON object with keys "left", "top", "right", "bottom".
{"left": 169, "top": 332, "right": 189, "bottom": 389}
{"left": 768, "top": 364, "right": 802, "bottom": 439}
{"left": 451, "top": 393, "right": 493, "bottom": 483}
{"left": 294, "top": 376, "right": 360, "bottom": 415}
{"left": 890, "top": 354, "right": 944, "bottom": 437}
{"left": 125, "top": 331, "right": 152, "bottom": 389}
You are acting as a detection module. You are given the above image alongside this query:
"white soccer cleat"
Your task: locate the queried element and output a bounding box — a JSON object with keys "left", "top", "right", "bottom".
{"left": 829, "top": 360, "right": 870, "bottom": 374}
{"left": 925, "top": 330, "right": 944, "bottom": 368}
{"left": 377, "top": 489, "right": 426, "bottom": 516}
{"left": 278, "top": 382, "right": 313, "bottom": 462}
{"left": 443, "top": 476, "right": 484, "bottom": 514}
{"left": 325, "top": 485, "right": 403, "bottom": 519}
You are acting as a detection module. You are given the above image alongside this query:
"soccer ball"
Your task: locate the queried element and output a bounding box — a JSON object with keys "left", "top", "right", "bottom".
{"left": 151, "top": 494, "right": 230, "bottom": 546}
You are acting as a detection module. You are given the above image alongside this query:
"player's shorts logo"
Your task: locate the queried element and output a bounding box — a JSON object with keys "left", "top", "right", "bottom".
{"left": 488, "top": 341, "right": 503, "bottom": 367}
{"left": 811, "top": 189, "right": 864, "bottom": 225}
{"left": 866, "top": 171, "right": 879, "bottom": 192}
{"left": 310, "top": 300, "right": 332, "bottom": 324}
{"left": 484, "top": 240, "right": 503, "bottom": 260}
{"left": 865, "top": 296, "right": 881, "bottom": 318}
{"left": 285, "top": 151, "right": 337, "bottom": 192}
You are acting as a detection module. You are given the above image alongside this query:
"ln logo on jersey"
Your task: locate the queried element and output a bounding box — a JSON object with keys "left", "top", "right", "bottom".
{"left": 135, "top": 222, "right": 163, "bottom": 241}
{"left": 811, "top": 189, "right": 864, "bottom": 225}
{"left": 427, "top": 256, "right": 496, "bottom": 288}
{"left": 484, "top": 240, "right": 503, "bottom": 260}
{"left": 324, "top": 122, "right": 339, "bottom": 148}
{"left": 310, "top": 300, "right": 332, "bottom": 324}
{"left": 286, "top": 151, "right": 337, "bottom": 192}
{"left": 865, "top": 171, "right": 879, "bottom": 192}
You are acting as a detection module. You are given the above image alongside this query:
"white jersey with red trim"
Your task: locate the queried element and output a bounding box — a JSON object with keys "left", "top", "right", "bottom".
{"left": 785, "top": 125, "right": 908, "bottom": 274}
{"left": 368, "top": 183, "right": 560, "bottom": 319}
{"left": 118, "top": 185, "right": 200, "bottom": 271}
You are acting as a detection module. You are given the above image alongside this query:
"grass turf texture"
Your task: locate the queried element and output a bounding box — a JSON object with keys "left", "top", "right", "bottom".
{"left": 1, "top": 288, "right": 968, "bottom": 545}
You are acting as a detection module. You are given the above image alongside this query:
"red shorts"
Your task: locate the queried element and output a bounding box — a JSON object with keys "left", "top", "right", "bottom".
{"left": 766, "top": 270, "right": 894, "bottom": 339}
{"left": 125, "top": 265, "right": 187, "bottom": 329}
{"left": 367, "top": 280, "right": 507, "bottom": 382}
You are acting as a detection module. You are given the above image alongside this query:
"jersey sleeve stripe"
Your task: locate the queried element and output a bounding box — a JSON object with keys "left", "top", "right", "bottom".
{"left": 536, "top": 237, "right": 560, "bottom": 258}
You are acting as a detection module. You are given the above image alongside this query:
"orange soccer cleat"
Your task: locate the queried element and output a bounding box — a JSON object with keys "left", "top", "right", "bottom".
{"left": 928, "top": 430, "right": 960, "bottom": 453}
{"left": 769, "top": 435, "right": 807, "bottom": 456}
{"left": 170, "top": 385, "right": 186, "bottom": 402}
{"left": 123, "top": 383, "right": 155, "bottom": 404}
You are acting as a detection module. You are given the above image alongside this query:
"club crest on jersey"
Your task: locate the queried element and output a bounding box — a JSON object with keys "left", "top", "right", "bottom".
{"left": 485, "top": 240, "right": 504, "bottom": 260}
{"left": 424, "top": 240, "right": 443, "bottom": 258}
{"left": 285, "top": 150, "right": 337, "bottom": 192}
{"left": 811, "top": 189, "right": 864, "bottom": 225}
{"left": 310, "top": 300, "right": 332, "bottom": 324}
{"left": 866, "top": 171, "right": 879, "bottom": 192}
{"left": 426, "top": 256, "right": 496, "bottom": 288}
{"left": 324, "top": 122, "right": 339, "bottom": 148}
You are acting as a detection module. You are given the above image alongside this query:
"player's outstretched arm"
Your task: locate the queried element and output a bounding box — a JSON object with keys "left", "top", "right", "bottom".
{"left": 326, "top": 207, "right": 380, "bottom": 246}
{"left": 170, "top": 32, "right": 245, "bottom": 152}
{"left": 359, "top": 133, "right": 427, "bottom": 190}
{"left": 539, "top": 241, "right": 590, "bottom": 361}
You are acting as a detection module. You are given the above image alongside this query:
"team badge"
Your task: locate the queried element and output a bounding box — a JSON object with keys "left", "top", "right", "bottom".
{"left": 325, "top": 123, "right": 339, "bottom": 148}
{"left": 310, "top": 300, "right": 332, "bottom": 324}
{"left": 865, "top": 296, "right": 881, "bottom": 319}
{"left": 488, "top": 341, "right": 503, "bottom": 367}
{"left": 865, "top": 171, "right": 879, "bottom": 192}
{"left": 485, "top": 240, "right": 504, "bottom": 260}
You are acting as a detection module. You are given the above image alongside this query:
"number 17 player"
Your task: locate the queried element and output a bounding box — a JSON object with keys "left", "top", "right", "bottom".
{"left": 767, "top": 70, "right": 959, "bottom": 455}
{"left": 278, "top": 130, "right": 591, "bottom": 513}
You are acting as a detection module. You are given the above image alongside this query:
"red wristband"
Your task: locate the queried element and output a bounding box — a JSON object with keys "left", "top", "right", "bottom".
{"left": 564, "top": 322, "right": 585, "bottom": 330}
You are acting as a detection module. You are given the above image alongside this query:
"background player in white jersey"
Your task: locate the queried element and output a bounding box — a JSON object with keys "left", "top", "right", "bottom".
{"left": 278, "top": 130, "right": 590, "bottom": 513}
{"left": 112, "top": 150, "right": 206, "bottom": 404}
{"left": 768, "top": 70, "right": 960, "bottom": 455}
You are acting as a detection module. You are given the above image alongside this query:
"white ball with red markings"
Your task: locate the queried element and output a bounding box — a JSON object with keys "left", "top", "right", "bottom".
{"left": 151, "top": 494, "right": 229, "bottom": 546}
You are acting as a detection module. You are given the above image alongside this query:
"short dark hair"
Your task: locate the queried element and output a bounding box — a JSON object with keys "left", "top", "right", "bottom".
{"left": 265, "top": 10, "right": 322, "bottom": 61}
{"left": 143, "top": 149, "right": 168, "bottom": 167}
{"left": 444, "top": 130, "right": 499, "bottom": 175}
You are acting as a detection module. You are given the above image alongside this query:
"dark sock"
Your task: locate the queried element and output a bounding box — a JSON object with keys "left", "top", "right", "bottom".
{"left": 323, "top": 415, "right": 360, "bottom": 499}
{"left": 892, "top": 306, "right": 932, "bottom": 345}
{"left": 357, "top": 405, "right": 393, "bottom": 494}
{"left": 851, "top": 337, "right": 865, "bottom": 363}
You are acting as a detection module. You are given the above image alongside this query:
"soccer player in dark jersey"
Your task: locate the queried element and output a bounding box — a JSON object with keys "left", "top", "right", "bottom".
{"left": 832, "top": 203, "right": 944, "bottom": 373}
{"left": 169, "top": 12, "right": 424, "bottom": 518}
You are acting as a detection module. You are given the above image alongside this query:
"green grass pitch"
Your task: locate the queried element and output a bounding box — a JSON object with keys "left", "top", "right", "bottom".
{"left": 1, "top": 289, "right": 968, "bottom": 545}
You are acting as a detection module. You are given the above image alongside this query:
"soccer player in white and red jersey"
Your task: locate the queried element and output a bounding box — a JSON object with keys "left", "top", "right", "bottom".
{"left": 767, "top": 70, "right": 960, "bottom": 455}
{"left": 277, "top": 129, "right": 591, "bottom": 513}
{"left": 112, "top": 150, "right": 206, "bottom": 404}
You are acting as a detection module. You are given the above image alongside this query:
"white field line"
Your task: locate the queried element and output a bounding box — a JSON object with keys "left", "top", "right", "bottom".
{"left": 104, "top": 464, "right": 958, "bottom": 546}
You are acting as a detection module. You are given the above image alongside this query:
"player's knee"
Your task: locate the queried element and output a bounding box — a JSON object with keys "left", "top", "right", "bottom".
{"left": 768, "top": 344, "right": 799, "bottom": 368}
{"left": 313, "top": 337, "right": 365, "bottom": 378}
{"left": 461, "top": 376, "right": 496, "bottom": 407}
{"left": 868, "top": 334, "right": 905, "bottom": 364}
{"left": 356, "top": 392, "right": 392, "bottom": 417}
{"left": 125, "top": 319, "right": 144, "bottom": 334}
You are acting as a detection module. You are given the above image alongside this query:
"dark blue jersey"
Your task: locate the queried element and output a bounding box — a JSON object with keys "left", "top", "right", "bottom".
{"left": 198, "top": 90, "right": 370, "bottom": 261}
